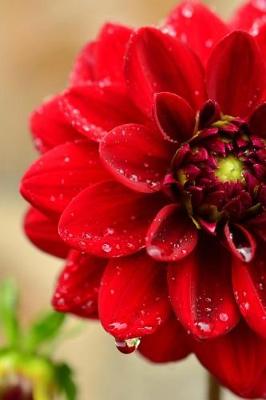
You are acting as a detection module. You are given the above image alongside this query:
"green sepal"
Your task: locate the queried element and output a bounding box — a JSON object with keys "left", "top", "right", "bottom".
{"left": 24, "top": 311, "right": 65, "bottom": 353}
{"left": 0, "top": 280, "right": 20, "bottom": 348}
{"left": 55, "top": 362, "right": 77, "bottom": 400}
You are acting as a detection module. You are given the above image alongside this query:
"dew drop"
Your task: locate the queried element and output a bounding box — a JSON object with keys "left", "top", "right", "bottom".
{"left": 57, "top": 298, "right": 66, "bottom": 307}
{"left": 130, "top": 174, "right": 138, "bottom": 182}
{"left": 109, "top": 321, "right": 128, "bottom": 330}
{"left": 34, "top": 137, "right": 44, "bottom": 151}
{"left": 180, "top": 33, "right": 188, "bottom": 43}
{"left": 205, "top": 39, "right": 213, "bottom": 48}
{"left": 181, "top": 4, "right": 194, "bottom": 18}
{"left": 219, "top": 313, "right": 229, "bottom": 322}
{"left": 102, "top": 243, "right": 112, "bottom": 253}
{"left": 161, "top": 26, "right": 177, "bottom": 37}
{"left": 104, "top": 227, "right": 115, "bottom": 236}
{"left": 115, "top": 337, "right": 141, "bottom": 354}
{"left": 238, "top": 247, "right": 252, "bottom": 262}
{"left": 196, "top": 321, "right": 211, "bottom": 332}
{"left": 147, "top": 245, "right": 162, "bottom": 258}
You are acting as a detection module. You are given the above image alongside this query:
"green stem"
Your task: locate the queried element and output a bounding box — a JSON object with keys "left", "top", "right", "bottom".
{"left": 208, "top": 374, "right": 221, "bottom": 400}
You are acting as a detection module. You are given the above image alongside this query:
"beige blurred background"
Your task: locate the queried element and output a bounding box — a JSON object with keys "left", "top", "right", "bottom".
{"left": 0, "top": 0, "right": 245, "bottom": 399}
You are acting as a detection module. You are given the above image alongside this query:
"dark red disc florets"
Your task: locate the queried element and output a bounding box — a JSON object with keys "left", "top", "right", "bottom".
{"left": 165, "top": 112, "right": 266, "bottom": 230}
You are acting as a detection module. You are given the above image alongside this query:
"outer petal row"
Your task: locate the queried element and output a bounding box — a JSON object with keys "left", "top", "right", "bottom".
{"left": 53, "top": 250, "right": 106, "bottom": 318}
{"left": 24, "top": 207, "right": 69, "bottom": 258}
{"left": 206, "top": 31, "right": 265, "bottom": 117}
{"left": 20, "top": 141, "right": 109, "bottom": 216}
{"left": 168, "top": 237, "right": 240, "bottom": 339}
{"left": 70, "top": 23, "right": 133, "bottom": 86}
{"left": 100, "top": 123, "right": 173, "bottom": 193}
{"left": 98, "top": 252, "right": 170, "bottom": 339}
{"left": 125, "top": 26, "right": 207, "bottom": 117}
{"left": 58, "top": 181, "right": 165, "bottom": 258}
{"left": 164, "top": 1, "right": 228, "bottom": 65}
{"left": 194, "top": 323, "right": 266, "bottom": 398}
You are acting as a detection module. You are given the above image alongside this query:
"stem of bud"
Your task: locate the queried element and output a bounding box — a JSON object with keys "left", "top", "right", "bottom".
{"left": 208, "top": 374, "right": 221, "bottom": 400}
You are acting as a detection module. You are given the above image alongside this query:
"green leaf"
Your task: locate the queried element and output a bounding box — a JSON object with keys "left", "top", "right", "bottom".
{"left": 55, "top": 362, "right": 77, "bottom": 400}
{"left": 0, "top": 279, "right": 20, "bottom": 348}
{"left": 24, "top": 311, "right": 66, "bottom": 353}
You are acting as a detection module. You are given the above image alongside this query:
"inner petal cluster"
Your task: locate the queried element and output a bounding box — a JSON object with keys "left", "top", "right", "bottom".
{"left": 166, "top": 115, "right": 266, "bottom": 228}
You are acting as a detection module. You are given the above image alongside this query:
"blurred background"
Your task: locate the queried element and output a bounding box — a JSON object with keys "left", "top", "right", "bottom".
{"left": 0, "top": 0, "right": 244, "bottom": 399}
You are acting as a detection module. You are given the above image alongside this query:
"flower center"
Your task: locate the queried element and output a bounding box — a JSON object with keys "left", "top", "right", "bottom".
{"left": 165, "top": 115, "right": 266, "bottom": 230}
{"left": 215, "top": 155, "right": 244, "bottom": 183}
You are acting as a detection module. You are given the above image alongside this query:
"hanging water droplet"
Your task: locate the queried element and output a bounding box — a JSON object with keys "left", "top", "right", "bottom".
{"left": 115, "top": 337, "right": 141, "bottom": 354}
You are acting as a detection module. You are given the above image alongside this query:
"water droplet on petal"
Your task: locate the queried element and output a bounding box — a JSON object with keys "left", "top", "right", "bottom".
{"left": 102, "top": 243, "right": 112, "bottom": 253}
{"left": 196, "top": 321, "right": 211, "bottom": 333}
{"left": 147, "top": 245, "right": 162, "bottom": 258}
{"left": 115, "top": 337, "right": 141, "bottom": 354}
{"left": 181, "top": 3, "right": 194, "bottom": 18}
{"left": 238, "top": 247, "right": 252, "bottom": 262}
{"left": 219, "top": 313, "right": 229, "bottom": 322}
{"left": 205, "top": 39, "right": 213, "bottom": 48}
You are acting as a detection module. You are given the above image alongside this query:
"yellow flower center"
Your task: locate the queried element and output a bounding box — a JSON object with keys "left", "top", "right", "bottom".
{"left": 215, "top": 155, "right": 244, "bottom": 183}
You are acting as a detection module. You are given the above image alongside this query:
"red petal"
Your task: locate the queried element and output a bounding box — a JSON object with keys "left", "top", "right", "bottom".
{"left": 224, "top": 222, "right": 257, "bottom": 263}
{"left": 232, "top": 244, "right": 266, "bottom": 338}
{"left": 24, "top": 207, "right": 68, "bottom": 258}
{"left": 138, "top": 314, "right": 190, "bottom": 363}
{"left": 198, "top": 99, "right": 221, "bottom": 129}
{"left": 207, "top": 31, "right": 266, "bottom": 117}
{"left": 255, "top": 22, "right": 266, "bottom": 59}
{"left": 164, "top": 1, "right": 228, "bottom": 66}
{"left": 69, "top": 41, "right": 97, "bottom": 86}
{"left": 249, "top": 102, "right": 266, "bottom": 138}
{"left": 52, "top": 250, "right": 106, "bottom": 318}
{"left": 98, "top": 252, "right": 170, "bottom": 339}
{"left": 194, "top": 323, "right": 266, "bottom": 398}
{"left": 59, "top": 181, "right": 165, "bottom": 257}
{"left": 95, "top": 23, "right": 133, "bottom": 85}
{"left": 154, "top": 92, "right": 196, "bottom": 143}
{"left": 30, "top": 96, "right": 81, "bottom": 153}
{"left": 59, "top": 83, "right": 142, "bottom": 142}
{"left": 168, "top": 237, "right": 239, "bottom": 339}
{"left": 100, "top": 123, "right": 172, "bottom": 193}
{"left": 247, "top": 212, "right": 266, "bottom": 242}
{"left": 146, "top": 204, "right": 198, "bottom": 262}
{"left": 20, "top": 141, "right": 109, "bottom": 217}
{"left": 250, "top": 369, "right": 266, "bottom": 399}
{"left": 125, "top": 27, "right": 206, "bottom": 116}
{"left": 230, "top": 0, "right": 266, "bottom": 31}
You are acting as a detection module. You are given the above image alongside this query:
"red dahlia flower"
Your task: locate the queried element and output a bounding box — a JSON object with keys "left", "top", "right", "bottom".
{"left": 20, "top": 0, "right": 266, "bottom": 397}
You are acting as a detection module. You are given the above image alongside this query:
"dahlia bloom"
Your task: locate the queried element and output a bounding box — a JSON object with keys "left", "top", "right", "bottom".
{"left": 21, "top": 0, "right": 266, "bottom": 397}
